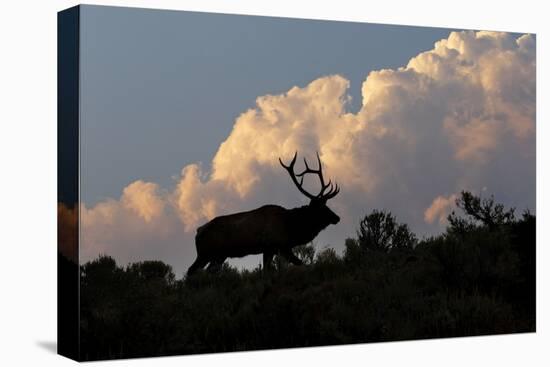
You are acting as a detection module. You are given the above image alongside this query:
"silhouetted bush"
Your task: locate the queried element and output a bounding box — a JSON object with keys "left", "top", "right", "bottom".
{"left": 448, "top": 191, "right": 516, "bottom": 233}
{"left": 357, "top": 210, "right": 417, "bottom": 252}
{"left": 79, "top": 191, "right": 535, "bottom": 361}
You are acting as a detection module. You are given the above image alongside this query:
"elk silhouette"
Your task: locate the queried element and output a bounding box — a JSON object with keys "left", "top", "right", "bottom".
{"left": 187, "top": 152, "right": 340, "bottom": 276}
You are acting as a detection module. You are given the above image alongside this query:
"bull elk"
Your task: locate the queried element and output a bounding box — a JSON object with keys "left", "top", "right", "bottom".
{"left": 187, "top": 152, "right": 340, "bottom": 276}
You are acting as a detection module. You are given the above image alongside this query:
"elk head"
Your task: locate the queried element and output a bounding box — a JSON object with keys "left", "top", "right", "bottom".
{"left": 279, "top": 152, "right": 340, "bottom": 226}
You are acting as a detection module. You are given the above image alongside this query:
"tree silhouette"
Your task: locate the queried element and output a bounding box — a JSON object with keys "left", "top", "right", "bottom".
{"left": 448, "top": 191, "right": 516, "bottom": 232}
{"left": 357, "top": 210, "right": 417, "bottom": 252}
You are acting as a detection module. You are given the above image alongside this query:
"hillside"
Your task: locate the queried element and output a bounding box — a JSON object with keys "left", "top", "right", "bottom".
{"left": 76, "top": 192, "right": 535, "bottom": 361}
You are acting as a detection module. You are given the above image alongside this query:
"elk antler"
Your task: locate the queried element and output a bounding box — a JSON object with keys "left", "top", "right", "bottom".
{"left": 279, "top": 152, "right": 340, "bottom": 202}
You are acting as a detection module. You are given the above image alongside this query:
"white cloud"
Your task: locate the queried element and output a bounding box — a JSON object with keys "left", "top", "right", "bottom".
{"left": 80, "top": 180, "right": 188, "bottom": 272}
{"left": 424, "top": 194, "right": 458, "bottom": 225}
{"left": 121, "top": 180, "right": 164, "bottom": 222}
{"left": 172, "top": 31, "right": 535, "bottom": 231}
{"left": 80, "top": 31, "right": 536, "bottom": 273}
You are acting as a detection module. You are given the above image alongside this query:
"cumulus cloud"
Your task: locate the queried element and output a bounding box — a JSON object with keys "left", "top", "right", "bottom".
{"left": 80, "top": 31, "right": 536, "bottom": 273}
{"left": 424, "top": 194, "right": 458, "bottom": 225}
{"left": 172, "top": 31, "right": 534, "bottom": 231}
{"left": 121, "top": 180, "right": 164, "bottom": 222}
{"left": 80, "top": 180, "right": 188, "bottom": 270}
{"left": 174, "top": 164, "right": 237, "bottom": 232}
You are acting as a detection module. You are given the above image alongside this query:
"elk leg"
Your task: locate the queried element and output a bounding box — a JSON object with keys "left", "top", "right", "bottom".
{"left": 263, "top": 251, "right": 274, "bottom": 271}
{"left": 281, "top": 249, "right": 303, "bottom": 266}
{"left": 206, "top": 257, "right": 226, "bottom": 273}
{"left": 187, "top": 256, "right": 208, "bottom": 276}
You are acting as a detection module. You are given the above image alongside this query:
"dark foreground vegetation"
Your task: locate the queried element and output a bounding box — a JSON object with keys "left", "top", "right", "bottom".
{"left": 77, "top": 192, "right": 535, "bottom": 361}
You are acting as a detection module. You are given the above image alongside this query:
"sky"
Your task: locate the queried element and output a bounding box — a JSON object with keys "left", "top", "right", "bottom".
{"left": 75, "top": 5, "right": 536, "bottom": 276}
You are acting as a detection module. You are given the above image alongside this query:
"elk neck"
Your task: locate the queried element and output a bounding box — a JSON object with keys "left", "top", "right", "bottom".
{"left": 287, "top": 205, "right": 330, "bottom": 245}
